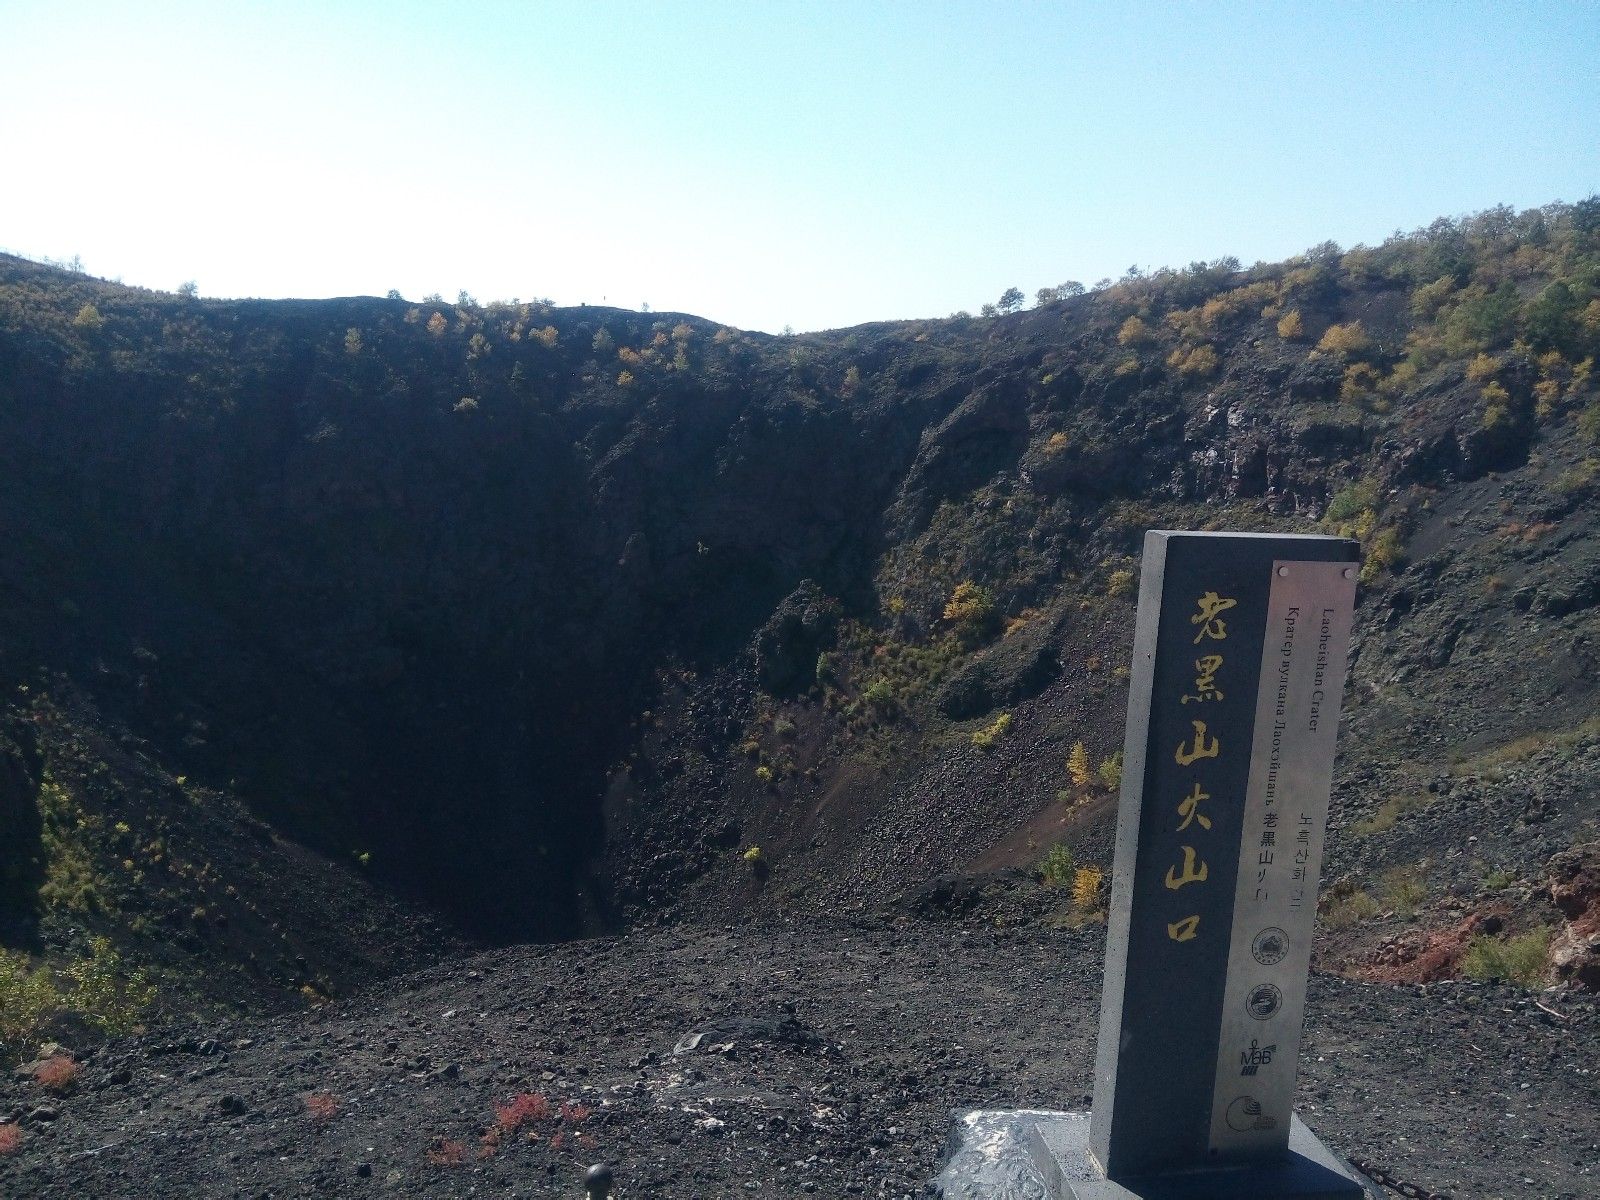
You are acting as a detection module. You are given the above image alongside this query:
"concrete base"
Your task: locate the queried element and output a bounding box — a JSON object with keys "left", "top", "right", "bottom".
{"left": 932, "top": 1110, "right": 1376, "bottom": 1199}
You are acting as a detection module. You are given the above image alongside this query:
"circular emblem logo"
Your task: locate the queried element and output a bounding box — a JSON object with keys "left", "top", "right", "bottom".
{"left": 1251, "top": 927, "right": 1289, "bottom": 966}
{"left": 1246, "top": 983, "right": 1282, "bottom": 1020}
{"left": 1225, "top": 1095, "right": 1278, "bottom": 1132}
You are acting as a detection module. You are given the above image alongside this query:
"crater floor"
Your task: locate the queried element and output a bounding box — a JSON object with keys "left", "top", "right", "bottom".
{"left": 3, "top": 915, "right": 1594, "bottom": 1199}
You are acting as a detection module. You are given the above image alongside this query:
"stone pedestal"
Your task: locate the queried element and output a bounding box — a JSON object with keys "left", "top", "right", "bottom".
{"left": 933, "top": 1110, "right": 1374, "bottom": 1200}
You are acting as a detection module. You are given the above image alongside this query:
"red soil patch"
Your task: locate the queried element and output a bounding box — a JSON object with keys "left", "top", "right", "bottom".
{"left": 1350, "top": 908, "right": 1510, "bottom": 985}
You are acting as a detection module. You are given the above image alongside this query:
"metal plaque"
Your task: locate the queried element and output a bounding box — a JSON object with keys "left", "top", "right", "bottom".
{"left": 1208, "top": 560, "right": 1356, "bottom": 1156}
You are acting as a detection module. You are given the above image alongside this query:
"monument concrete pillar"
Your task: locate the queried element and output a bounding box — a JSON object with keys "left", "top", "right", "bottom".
{"left": 935, "top": 531, "right": 1374, "bottom": 1199}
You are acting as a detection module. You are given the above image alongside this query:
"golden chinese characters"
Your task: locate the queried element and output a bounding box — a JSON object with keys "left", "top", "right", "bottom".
{"left": 1190, "top": 591, "right": 1237, "bottom": 644}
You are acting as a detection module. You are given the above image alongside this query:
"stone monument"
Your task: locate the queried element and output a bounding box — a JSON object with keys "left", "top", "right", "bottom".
{"left": 935, "top": 531, "right": 1373, "bottom": 1199}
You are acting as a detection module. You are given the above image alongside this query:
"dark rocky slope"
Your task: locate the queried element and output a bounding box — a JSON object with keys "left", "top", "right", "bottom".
{"left": 1, "top": 203, "right": 1598, "bottom": 1187}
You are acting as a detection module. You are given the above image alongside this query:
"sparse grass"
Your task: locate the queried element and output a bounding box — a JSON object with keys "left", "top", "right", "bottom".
{"left": 971, "top": 712, "right": 1012, "bottom": 751}
{"left": 1552, "top": 458, "right": 1598, "bottom": 497}
{"left": 1321, "top": 888, "right": 1380, "bottom": 929}
{"left": 0, "top": 1123, "right": 22, "bottom": 1155}
{"left": 37, "top": 777, "right": 109, "bottom": 915}
{"left": 1378, "top": 864, "right": 1429, "bottom": 916}
{"left": 1482, "top": 866, "right": 1517, "bottom": 892}
{"left": 1461, "top": 927, "right": 1552, "bottom": 987}
{"left": 1349, "top": 792, "right": 1430, "bottom": 837}
{"left": 1451, "top": 715, "right": 1600, "bottom": 777}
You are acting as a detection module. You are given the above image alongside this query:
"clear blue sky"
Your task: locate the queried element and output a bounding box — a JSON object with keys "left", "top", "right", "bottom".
{"left": 3, "top": 1, "right": 1596, "bottom": 333}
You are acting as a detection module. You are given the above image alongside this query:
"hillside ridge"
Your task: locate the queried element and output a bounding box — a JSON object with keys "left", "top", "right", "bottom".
{"left": 1, "top": 199, "right": 1597, "bottom": 1038}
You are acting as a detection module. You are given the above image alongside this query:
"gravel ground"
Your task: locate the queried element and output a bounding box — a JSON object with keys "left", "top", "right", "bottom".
{"left": 3, "top": 915, "right": 1595, "bottom": 1199}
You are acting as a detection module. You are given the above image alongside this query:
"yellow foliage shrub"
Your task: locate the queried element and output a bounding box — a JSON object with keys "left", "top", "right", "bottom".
{"left": 1167, "top": 345, "right": 1219, "bottom": 377}
{"left": 1067, "top": 741, "right": 1091, "bottom": 788}
{"left": 1276, "top": 310, "right": 1304, "bottom": 340}
{"left": 943, "top": 581, "right": 995, "bottom": 631}
{"left": 1534, "top": 378, "right": 1561, "bottom": 418}
{"left": 1118, "top": 316, "right": 1153, "bottom": 345}
{"left": 1071, "top": 865, "right": 1104, "bottom": 910}
{"left": 1341, "top": 363, "right": 1380, "bottom": 402}
{"left": 1379, "top": 361, "right": 1418, "bottom": 398}
{"left": 1411, "top": 275, "right": 1456, "bottom": 318}
{"left": 1317, "top": 321, "right": 1369, "bottom": 356}
{"left": 971, "top": 712, "right": 1012, "bottom": 751}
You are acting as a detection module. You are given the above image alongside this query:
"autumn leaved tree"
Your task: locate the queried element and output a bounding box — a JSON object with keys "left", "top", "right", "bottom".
{"left": 1067, "top": 741, "right": 1092, "bottom": 788}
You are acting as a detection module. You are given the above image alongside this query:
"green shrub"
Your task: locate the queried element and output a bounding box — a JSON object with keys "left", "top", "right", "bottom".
{"left": 1360, "top": 527, "right": 1404, "bottom": 584}
{"left": 1461, "top": 927, "right": 1552, "bottom": 987}
{"left": 1096, "top": 751, "right": 1123, "bottom": 792}
{"left": 862, "top": 679, "right": 896, "bottom": 711}
{"left": 62, "top": 937, "right": 155, "bottom": 1037}
{"left": 0, "top": 950, "right": 59, "bottom": 1045}
{"left": 1481, "top": 866, "right": 1517, "bottom": 892}
{"left": 1326, "top": 479, "right": 1381, "bottom": 522}
{"left": 1039, "top": 844, "right": 1076, "bottom": 889}
{"left": 1578, "top": 401, "right": 1600, "bottom": 444}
